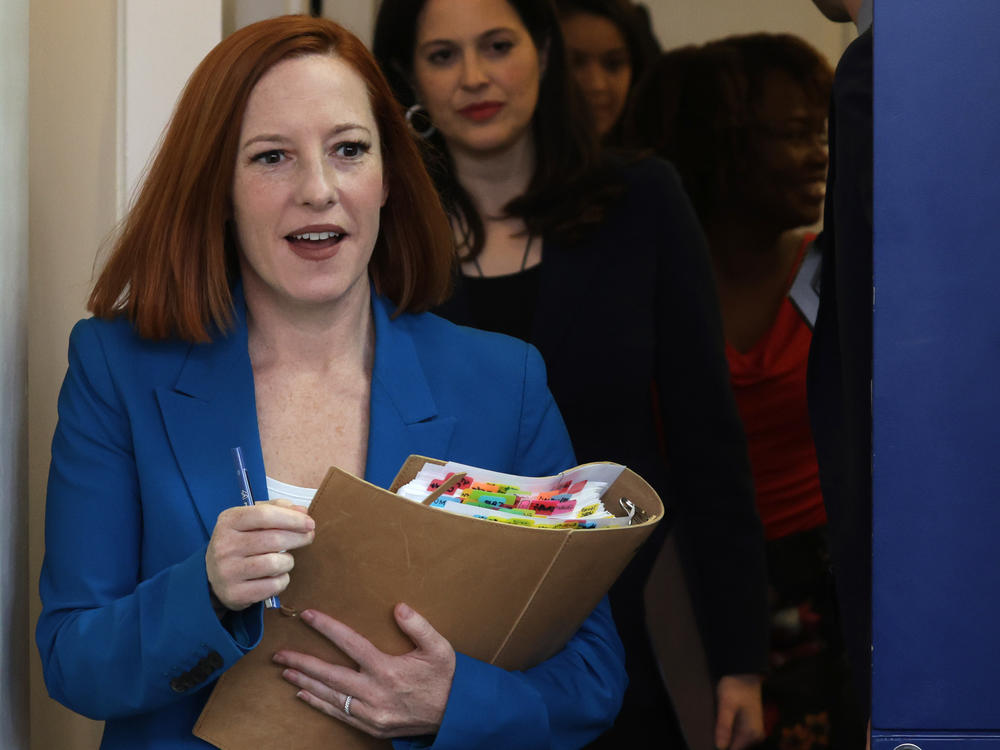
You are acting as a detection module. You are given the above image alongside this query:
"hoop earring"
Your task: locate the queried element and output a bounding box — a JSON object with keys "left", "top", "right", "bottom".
{"left": 405, "top": 103, "right": 436, "bottom": 139}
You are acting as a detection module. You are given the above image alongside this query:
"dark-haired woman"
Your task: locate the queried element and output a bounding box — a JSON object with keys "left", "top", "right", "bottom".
{"left": 555, "top": 0, "right": 659, "bottom": 147}
{"left": 36, "top": 15, "right": 627, "bottom": 749}
{"left": 628, "top": 34, "right": 855, "bottom": 747}
{"left": 374, "top": 1, "right": 768, "bottom": 747}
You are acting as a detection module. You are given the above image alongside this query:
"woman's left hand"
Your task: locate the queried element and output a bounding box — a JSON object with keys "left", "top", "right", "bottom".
{"left": 273, "top": 602, "right": 456, "bottom": 739}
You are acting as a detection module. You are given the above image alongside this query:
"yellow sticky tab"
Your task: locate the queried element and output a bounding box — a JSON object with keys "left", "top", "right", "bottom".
{"left": 490, "top": 516, "right": 535, "bottom": 526}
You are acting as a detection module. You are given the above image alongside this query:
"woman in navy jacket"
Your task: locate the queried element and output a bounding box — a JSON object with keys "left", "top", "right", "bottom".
{"left": 36, "top": 16, "right": 625, "bottom": 750}
{"left": 373, "top": 1, "right": 769, "bottom": 747}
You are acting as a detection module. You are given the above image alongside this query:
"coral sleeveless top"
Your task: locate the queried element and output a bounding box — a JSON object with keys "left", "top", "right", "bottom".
{"left": 725, "top": 235, "right": 826, "bottom": 540}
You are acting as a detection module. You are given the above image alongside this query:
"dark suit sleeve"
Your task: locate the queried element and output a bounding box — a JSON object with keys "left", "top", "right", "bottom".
{"left": 36, "top": 320, "right": 260, "bottom": 719}
{"left": 647, "top": 162, "right": 769, "bottom": 677}
{"left": 807, "top": 27, "right": 874, "bottom": 710}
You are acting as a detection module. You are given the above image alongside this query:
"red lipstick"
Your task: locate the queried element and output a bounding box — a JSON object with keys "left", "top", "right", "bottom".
{"left": 459, "top": 101, "right": 504, "bottom": 122}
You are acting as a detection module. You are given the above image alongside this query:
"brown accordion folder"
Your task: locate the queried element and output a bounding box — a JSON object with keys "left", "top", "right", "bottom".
{"left": 194, "top": 456, "right": 663, "bottom": 749}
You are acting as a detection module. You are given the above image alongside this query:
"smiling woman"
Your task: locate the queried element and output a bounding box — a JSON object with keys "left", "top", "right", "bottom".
{"left": 36, "top": 14, "right": 626, "bottom": 750}
{"left": 626, "top": 33, "right": 849, "bottom": 747}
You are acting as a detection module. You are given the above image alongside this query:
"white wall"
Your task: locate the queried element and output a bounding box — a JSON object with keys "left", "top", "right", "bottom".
{"left": 322, "top": 0, "right": 377, "bottom": 43}
{"left": 28, "top": 1, "right": 111, "bottom": 748}
{"left": 228, "top": 1, "right": 852, "bottom": 70}
{"left": 120, "top": 1, "right": 223, "bottom": 211}
{"left": 29, "top": 0, "right": 118, "bottom": 744}
{"left": 224, "top": 0, "right": 376, "bottom": 41}
{"left": 308, "top": 1, "right": 852, "bottom": 68}
{"left": 645, "top": 0, "right": 855, "bottom": 69}
{"left": 1, "top": 0, "right": 30, "bottom": 746}
{"left": 29, "top": 5, "right": 222, "bottom": 750}
{"left": 225, "top": 0, "right": 308, "bottom": 32}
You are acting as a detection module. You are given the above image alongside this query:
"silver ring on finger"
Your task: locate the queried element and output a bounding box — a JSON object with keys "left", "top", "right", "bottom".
{"left": 343, "top": 694, "right": 353, "bottom": 717}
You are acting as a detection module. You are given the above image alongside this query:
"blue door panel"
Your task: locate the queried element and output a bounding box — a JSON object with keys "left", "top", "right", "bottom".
{"left": 873, "top": 736, "right": 1000, "bottom": 750}
{"left": 873, "top": 0, "right": 1000, "bottom": 733}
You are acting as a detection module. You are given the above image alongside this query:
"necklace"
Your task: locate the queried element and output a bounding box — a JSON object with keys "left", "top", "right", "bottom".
{"left": 471, "top": 234, "right": 534, "bottom": 277}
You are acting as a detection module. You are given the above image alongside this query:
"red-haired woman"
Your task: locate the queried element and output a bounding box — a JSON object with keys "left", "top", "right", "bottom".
{"left": 36, "top": 16, "right": 625, "bottom": 749}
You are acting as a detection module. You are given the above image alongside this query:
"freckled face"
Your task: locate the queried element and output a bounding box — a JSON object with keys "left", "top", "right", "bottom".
{"left": 232, "top": 54, "right": 387, "bottom": 312}
{"left": 412, "top": 0, "right": 544, "bottom": 159}
{"left": 561, "top": 12, "right": 632, "bottom": 138}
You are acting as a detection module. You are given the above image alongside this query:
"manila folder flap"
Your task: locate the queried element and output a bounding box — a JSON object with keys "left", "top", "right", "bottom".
{"left": 196, "top": 465, "right": 567, "bottom": 749}
{"left": 195, "top": 460, "right": 662, "bottom": 749}
{"left": 491, "top": 464, "right": 664, "bottom": 668}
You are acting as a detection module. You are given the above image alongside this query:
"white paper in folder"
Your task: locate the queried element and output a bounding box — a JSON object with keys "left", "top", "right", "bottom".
{"left": 395, "top": 460, "right": 639, "bottom": 528}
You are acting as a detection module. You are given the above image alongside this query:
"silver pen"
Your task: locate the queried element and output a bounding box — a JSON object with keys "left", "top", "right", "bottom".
{"left": 231, "top": 446, "right": 279, "bottom": 609}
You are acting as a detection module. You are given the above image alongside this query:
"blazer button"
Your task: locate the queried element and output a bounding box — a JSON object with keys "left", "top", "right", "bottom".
{"left": 169, "top": 676, "right": 191, "bottom": 693}
{"left": 189, "top": 651, "right": 223, "bottom": 686}
{"left": 189, "top": 665, "right": 210, "bottom": 684}
{"left": 206, "top": 651, "right": 223, "bottom": 670}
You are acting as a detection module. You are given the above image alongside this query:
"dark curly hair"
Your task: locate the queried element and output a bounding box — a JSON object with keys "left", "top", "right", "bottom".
{"left": 626, "top": 32, "right": 833, "bottom": 225}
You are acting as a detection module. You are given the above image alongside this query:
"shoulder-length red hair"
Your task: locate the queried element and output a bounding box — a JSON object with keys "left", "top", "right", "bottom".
{"left": 90, "top": 15, "right": 454, "bottom": 342}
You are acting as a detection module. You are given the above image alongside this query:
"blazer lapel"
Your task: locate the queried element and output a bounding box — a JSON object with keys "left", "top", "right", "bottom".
{"left": 156, "top": 290, "right": 265, "bottom": 536}
{"left": 365, "top": 296, "right": 456, "bottom": 488}
{"left": 156, "top": 289, "right": 455, "bottom": 524}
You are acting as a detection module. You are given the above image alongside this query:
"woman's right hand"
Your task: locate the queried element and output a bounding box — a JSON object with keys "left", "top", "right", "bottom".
{"left": 206, "top": 502, "right": 315, "bottom": 612}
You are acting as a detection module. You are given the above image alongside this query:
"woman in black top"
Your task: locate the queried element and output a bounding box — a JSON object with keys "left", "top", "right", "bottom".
{"left": 373, "top": 1, "right": 768, "bottom": 747}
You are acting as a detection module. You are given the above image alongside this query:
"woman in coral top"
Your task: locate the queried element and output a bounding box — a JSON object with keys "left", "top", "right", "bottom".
{"left": 629, "top": 32, "right": 854, "bottom": 748}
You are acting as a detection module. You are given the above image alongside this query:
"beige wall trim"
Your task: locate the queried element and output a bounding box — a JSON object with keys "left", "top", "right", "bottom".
{"left": 1, "top": 0, "right": 30, "bottom": 743}
{"left": 29, "top": 2, "right": 219, "bottom": 748}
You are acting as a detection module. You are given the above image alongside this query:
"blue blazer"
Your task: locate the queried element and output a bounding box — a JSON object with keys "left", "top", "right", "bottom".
{"left": 37, "top": 290, "right": 626, "bottom": 750}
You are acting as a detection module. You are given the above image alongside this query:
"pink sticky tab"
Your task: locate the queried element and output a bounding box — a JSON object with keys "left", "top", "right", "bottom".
{"left": 528, "top": 497, "right": 559, "bottom": 515}
{"left": 554, "top": 498, "right": 577, "bottom": 514}
{"left": 445, "top": 473, "right": 473, "bottom": 492}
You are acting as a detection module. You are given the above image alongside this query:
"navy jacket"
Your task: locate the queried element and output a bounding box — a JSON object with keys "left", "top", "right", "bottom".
{"left": 435, "top": 158, "right": 768, "bottom": 725}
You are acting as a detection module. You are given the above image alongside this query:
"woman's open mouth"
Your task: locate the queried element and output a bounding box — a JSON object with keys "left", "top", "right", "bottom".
{"left": 285, "top": 227, "right": 347, "bottom": 259}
